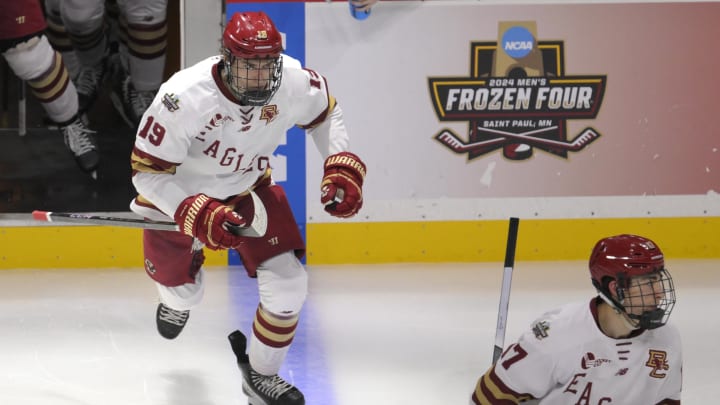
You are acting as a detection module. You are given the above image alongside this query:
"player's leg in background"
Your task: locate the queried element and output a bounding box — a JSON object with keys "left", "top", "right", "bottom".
{"left": 2, "top": 34, "right": 99, "bottom": 173}
{"left": 58, "top": 0, "right": 107, "bottom": 113}
{"left": 112, "top": 0, "right": 167, "bottom": 128}
{"left": 103, "top": 0, "right": 125, "bottom": 90}
{"left": 44, "top": 0, "right": 81, "bottom": 81}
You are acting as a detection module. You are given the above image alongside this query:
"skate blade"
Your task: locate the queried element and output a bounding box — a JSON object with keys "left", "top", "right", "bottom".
{"left": 109, "top": 93, "right": 135, "bottom": 129}
{"left": 243, "top": 389, "right": 266, "bottom": 405}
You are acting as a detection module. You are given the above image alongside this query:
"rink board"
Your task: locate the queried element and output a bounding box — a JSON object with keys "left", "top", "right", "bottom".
{"left": 0, "top": 217, "right": 717, "bottom": 268}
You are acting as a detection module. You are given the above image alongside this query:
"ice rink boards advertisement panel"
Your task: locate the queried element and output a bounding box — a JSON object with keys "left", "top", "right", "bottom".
{"left": 1, "top": 1, "right": 718, "bottom": 268}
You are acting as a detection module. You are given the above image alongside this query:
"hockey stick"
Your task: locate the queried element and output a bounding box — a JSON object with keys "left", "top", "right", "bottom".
{"left": 435, "top": 130, "right": 507, "bottom": 153}
{"left": 1, "top": 61, "right": 8, "bottom": 128}
{"left": 18, "top": 79, "right": 26, "bottom": 136}
{"left": 436, "top": 127, "right": 599, "bottom": 154}
{"left": 435, "top": 127, "right": 558, "bottom": 153}
{"left": 32, "top": 191, "right": 268, "bottom": 238}
{"left": 493, "top": 217, "right": 520, "bottom": 364}
{"left": 481, "top": 127, "right": 598, "bottom": 151}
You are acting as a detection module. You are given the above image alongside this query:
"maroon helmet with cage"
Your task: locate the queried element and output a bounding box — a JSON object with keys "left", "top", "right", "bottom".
{"left": 589, "top": 234, "right": 676, "bottom": 329}
{"left": 221, "top": 11, "right": 284, "bottom": 105}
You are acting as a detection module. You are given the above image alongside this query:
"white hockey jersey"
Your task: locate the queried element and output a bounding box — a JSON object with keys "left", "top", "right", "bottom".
{"left": 473, "top": 298, "right": 681, "bottom": 405}
{"left": 130, "top": 54, "right": 349, "bottom": 218}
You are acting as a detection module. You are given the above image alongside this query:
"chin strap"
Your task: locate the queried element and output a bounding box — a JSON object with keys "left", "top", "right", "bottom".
{"left": 597, "top": 290, "right": 640, "bottom": 331}
{"left": 619, "top": 311, "right": 641, "bottom": 331}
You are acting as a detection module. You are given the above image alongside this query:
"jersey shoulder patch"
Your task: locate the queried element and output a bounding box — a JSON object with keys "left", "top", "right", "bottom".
{"left": 526, "top": 302, "right": 584, "bottom": 343}
{"left": 160, "top": 92, "right": 181, "bottom": 112}
{"left": 532, "top": 320, "right": 551, "bottom": 340}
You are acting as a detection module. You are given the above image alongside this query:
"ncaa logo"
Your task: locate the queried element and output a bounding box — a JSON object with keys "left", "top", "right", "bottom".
{"left": 427, "top": 21, "right": 606, "bottom": 161}
{"left": 502, "top": 26, "right": 534, "bottom": 58}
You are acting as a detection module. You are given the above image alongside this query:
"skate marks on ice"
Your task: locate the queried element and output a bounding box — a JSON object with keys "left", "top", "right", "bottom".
{"left": 0, "top": 260, "right": 717, "bottom": 404}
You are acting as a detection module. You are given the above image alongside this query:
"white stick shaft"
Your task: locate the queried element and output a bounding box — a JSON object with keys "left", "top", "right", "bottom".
{"left": 31, "top": 192, "right": 267, "bottom": 237}
{"left": 493, "top": 266, "right": 514, "bottom": 362}
{"left": 18, "top": 80, "right": 26, "bottom": 136}
{"left": 492, "top": 217, "right": 519, "bottom": 364}
{"left": 34, "top": 211, "right": 176, "bottom": 230}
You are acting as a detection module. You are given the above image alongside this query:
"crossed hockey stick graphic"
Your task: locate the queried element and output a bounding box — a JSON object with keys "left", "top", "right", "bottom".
{"left": 435, "top": 125, "right": 600, "bottom": 154}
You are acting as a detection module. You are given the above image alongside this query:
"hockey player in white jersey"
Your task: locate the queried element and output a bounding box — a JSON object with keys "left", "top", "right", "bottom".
{"left": 471, "top": 234, "right": 681, "bottom": 405}
{"left": 129, "top": 11, "right": 366, "bottom": 405}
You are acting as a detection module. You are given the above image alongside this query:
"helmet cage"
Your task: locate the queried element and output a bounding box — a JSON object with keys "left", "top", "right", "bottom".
{"left": 222, "top": 50, "right": 283, "bottom": 106}
{"left": 220, "top": 11, "right": 284, "bottom": 106}
{"left": 594, "top": 268, "right": 676, "bottom": 329}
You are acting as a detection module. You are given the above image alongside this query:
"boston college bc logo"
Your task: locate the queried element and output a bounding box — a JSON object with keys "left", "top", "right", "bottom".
{"left": 646, "top": 350, "right": 670, "bottom": 378}
{"left": 428, "top": 21, "right": 606, "bottom": 160}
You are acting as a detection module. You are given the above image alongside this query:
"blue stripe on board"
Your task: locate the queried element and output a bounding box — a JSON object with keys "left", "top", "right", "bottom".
{"left": 225, "top": 3, "right": 334, "bottom": 405}
{"left": 226, "top": 2, "right": 307, "bottom": 269}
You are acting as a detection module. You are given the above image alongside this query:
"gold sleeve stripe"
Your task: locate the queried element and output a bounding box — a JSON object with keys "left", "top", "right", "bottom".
{"left": 130, "top": 163, "right": 173, "bottom": 175}
{"left": 131, "top": 154, "right": 177, "bottom": 175}
{"left": 130, "top": 148, "right": 178, "bottom": 175}
{"left": 472, "top": 365, "right": 533, "bottom": 404}
{"left": 482, "top": 369, "right": 519, "bottom": 402}
{"left": 135, "top": 195, "right": 157, "bottom": 208}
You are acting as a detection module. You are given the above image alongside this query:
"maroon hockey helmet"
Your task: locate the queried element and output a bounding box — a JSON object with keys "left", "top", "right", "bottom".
{"left": 223, "top": 11, "right": 283, "bottom": 59}
{"left": 221, "top": 11, "right": 284, "bottom": 105}
{"left": 589, "top": 234, "right": 676, "bottom": 329}
{"left": 589, "top": 234, "right": 665, "bottom": 284}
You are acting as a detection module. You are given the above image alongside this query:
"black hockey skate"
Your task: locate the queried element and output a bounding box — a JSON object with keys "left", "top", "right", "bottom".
{"left": 110, "top": 75, "right": 156, "bottom": 128}
{"left": 228, "top": 330, "right": 305, "bottom": 405}
{"left": 74, "top": 60, "right": 105, "bottom": 113}
{"left": 58, "top": 115, "right": 100, "bottom": 174}
{"left": 156, "top": 303, "right": 190, "bottom": 339}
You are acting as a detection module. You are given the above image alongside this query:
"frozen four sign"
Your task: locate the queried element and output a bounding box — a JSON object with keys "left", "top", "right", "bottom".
{"left": 428, "top": 21, "right": 606, "bottom": 161}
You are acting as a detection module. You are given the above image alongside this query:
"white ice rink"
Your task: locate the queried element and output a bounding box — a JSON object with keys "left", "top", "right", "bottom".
{"left": 0, "top": 259, "right": 716, "bottom": 404}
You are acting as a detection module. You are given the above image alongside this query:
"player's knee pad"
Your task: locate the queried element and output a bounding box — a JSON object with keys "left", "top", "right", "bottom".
{"left": 122, "top": 0, "right": 167, "bottom": 62}
{"left": 60, "top": 0, "right": 105, "bottom": 33}
{"left": 256, "top": 252, "right": 308, "bottom": 316}
{"left": 155, "top": 268, "right": 205, "bottom": 311}
{"left": 122, "top": 0, "right": 168, "bottom": 24}
{"left": 3, "top": 36, "right": 56, "bottom": 81}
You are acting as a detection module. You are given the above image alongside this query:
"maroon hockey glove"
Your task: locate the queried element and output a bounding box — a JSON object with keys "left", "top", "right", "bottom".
{"left": 320, "top": 152, "right": 366, "bottom": 218}
{"left": 174, "top": 194, "right": 246, "bottom": 250}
